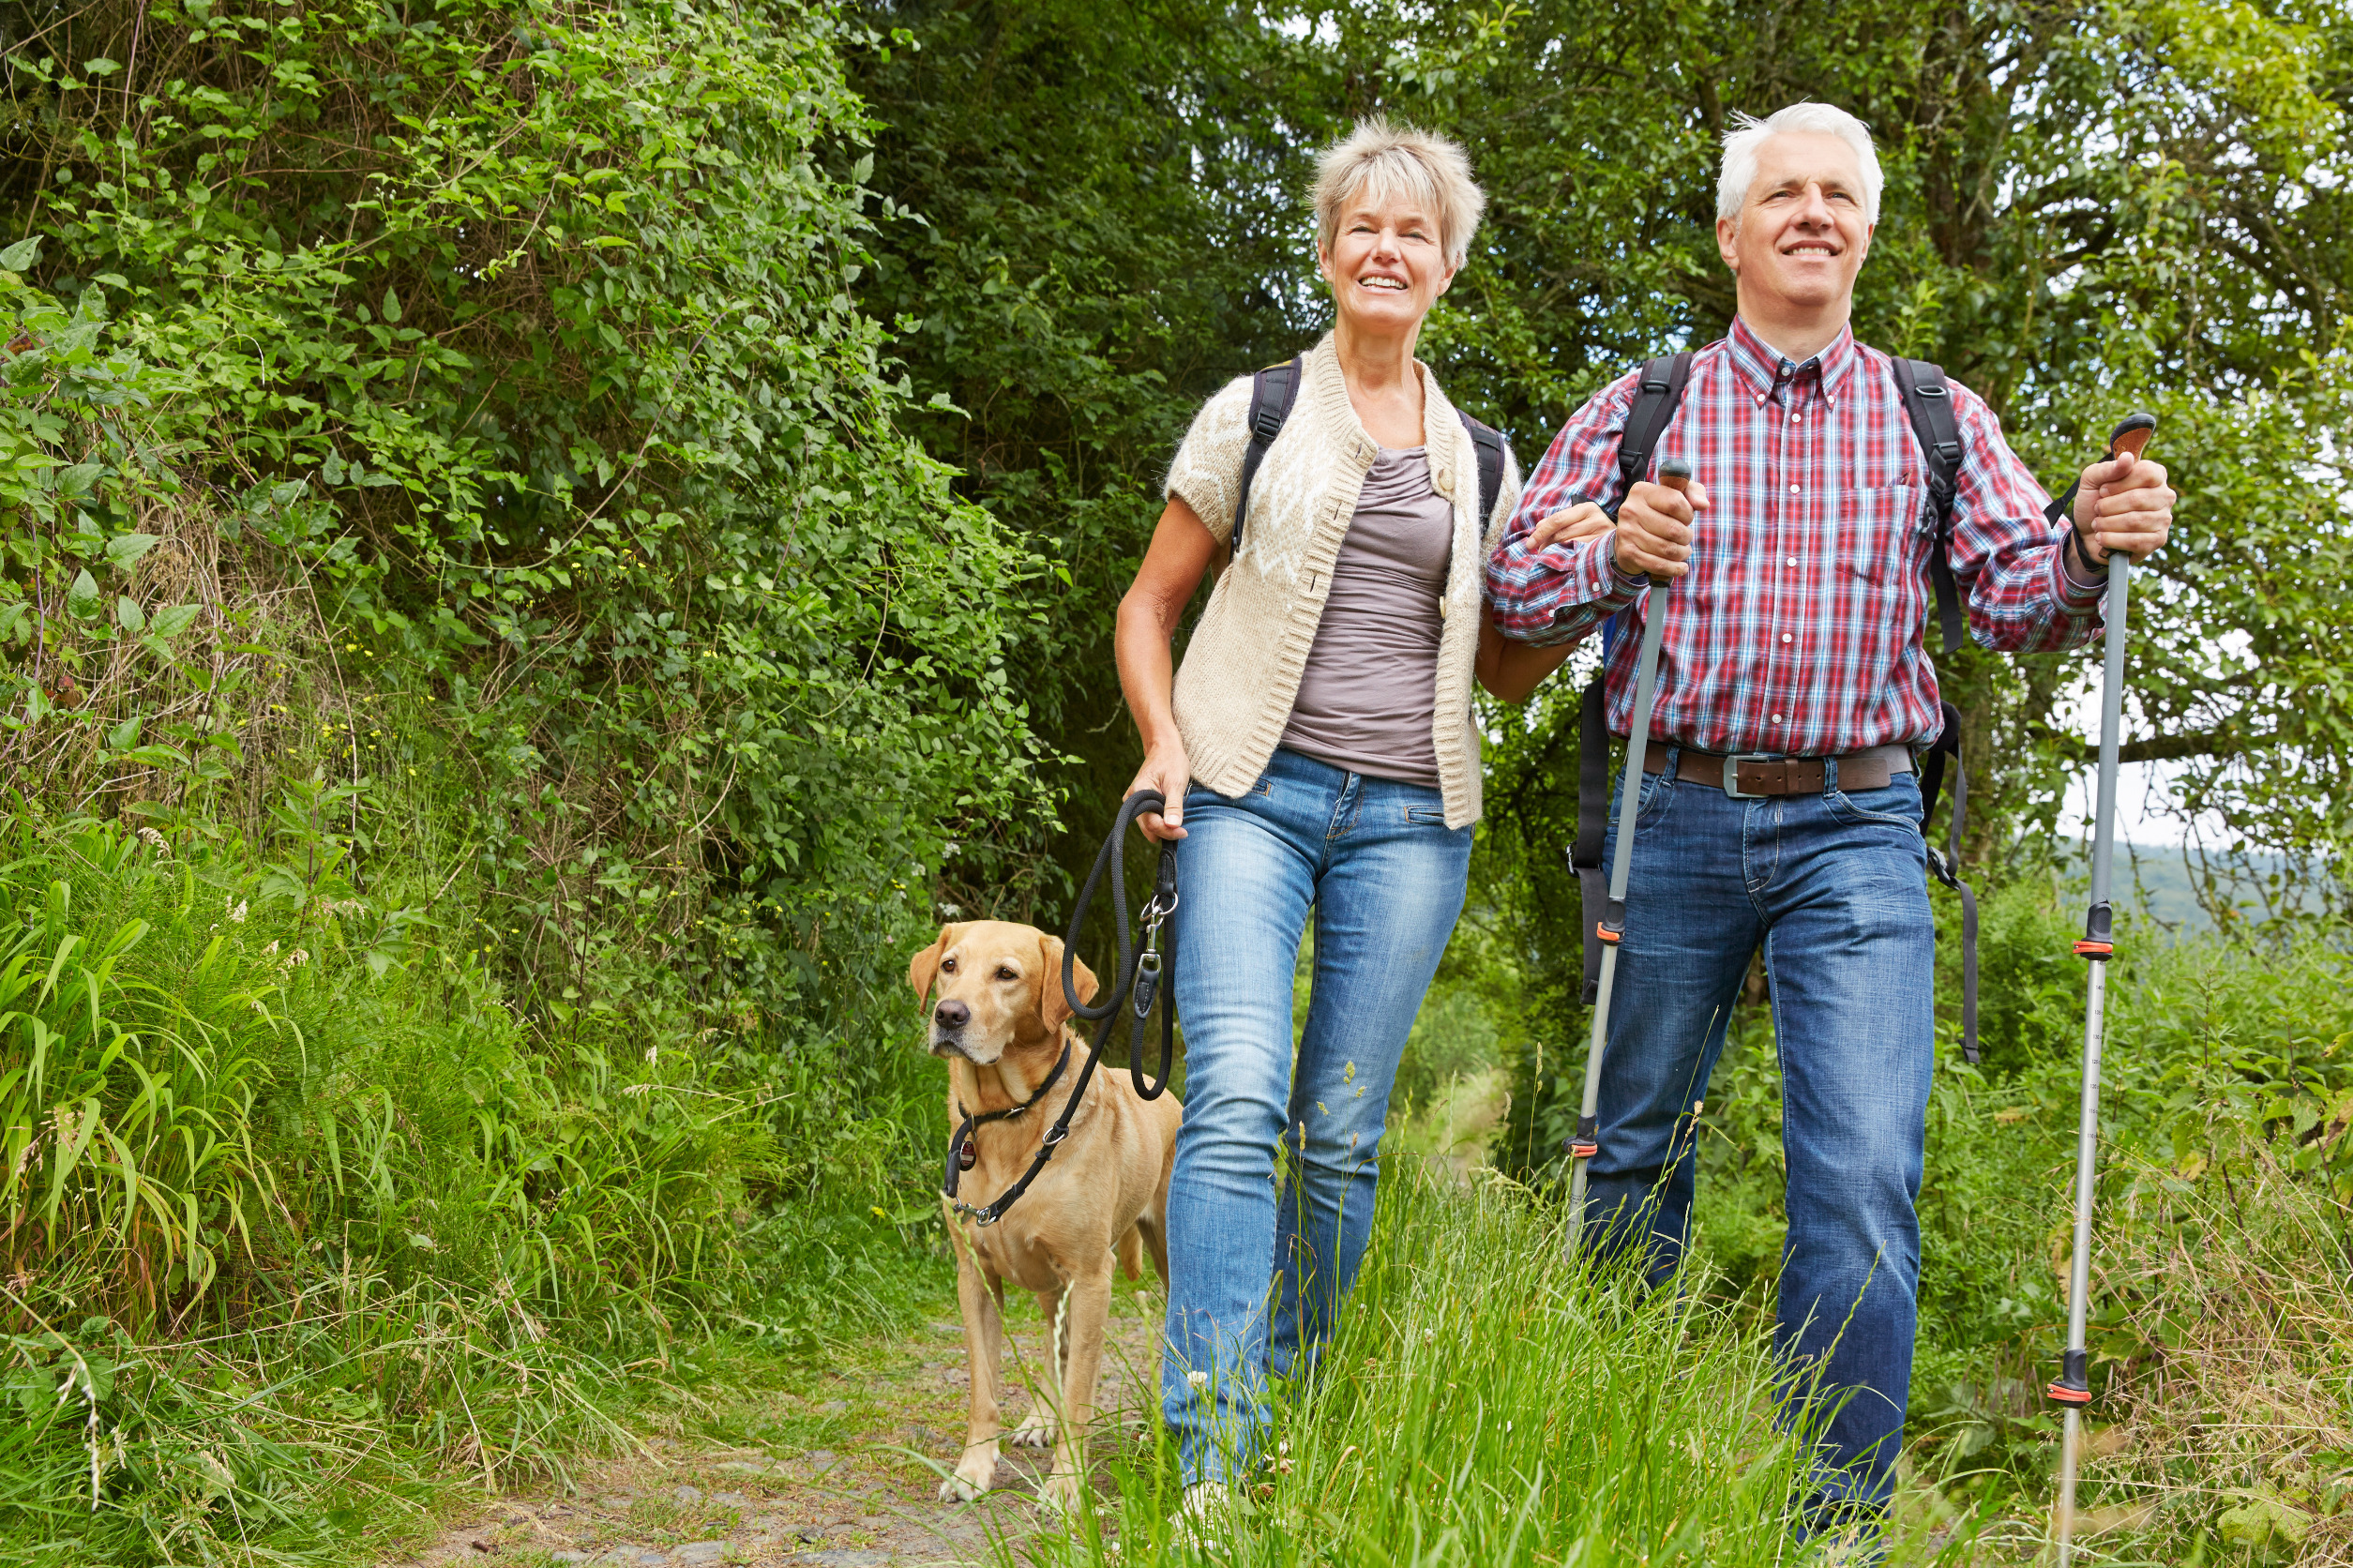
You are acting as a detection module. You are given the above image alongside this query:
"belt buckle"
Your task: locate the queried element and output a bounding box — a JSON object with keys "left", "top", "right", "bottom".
{"left": 1721, "top": 752, "right": 1779, "bottom": 800}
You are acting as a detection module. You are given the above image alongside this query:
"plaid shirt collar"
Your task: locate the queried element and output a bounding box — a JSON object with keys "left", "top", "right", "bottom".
{"left": 1726, "top": 315, "right": 1862, "bottom": 405}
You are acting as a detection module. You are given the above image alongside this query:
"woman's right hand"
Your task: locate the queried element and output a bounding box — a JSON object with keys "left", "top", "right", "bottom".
{"left": 1126, "top": 746, "right": 1193, "bottom": 842}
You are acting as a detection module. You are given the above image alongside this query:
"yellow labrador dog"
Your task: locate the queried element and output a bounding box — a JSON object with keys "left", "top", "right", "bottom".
{"left": 910, "top": 920, "right": 1182, "bottom": 1512}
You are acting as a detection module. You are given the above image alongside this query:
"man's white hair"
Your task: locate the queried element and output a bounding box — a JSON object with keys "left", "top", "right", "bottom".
{"left": 1717, "top": 102, "right": 1883, "bottom": 225}
{"left": 1313, "top": 117, "right": 1486, "bottom": 269}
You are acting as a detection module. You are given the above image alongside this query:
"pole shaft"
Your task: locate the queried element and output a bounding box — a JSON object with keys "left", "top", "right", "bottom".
{"left": 2057, "top": 550, "right": 2129, "bottom": 1561}
{"left": 1606, "top": 593, "right": 1672, "bottom": 902}
{"left": 2065, "top": 960, "right": 2107, "bottom": 1355}
{"left": 1566, "top": 942, "right": 1617, "bottom": 1255}
{"left": 2058, "top": 1408, "right": 2084, "bottom": 1568}
{"left": 2088, "top": 555, "right": 2130, "bottom": 906}
{"left": 1570, "top": 577, "right": 1672, "bottom": 1258}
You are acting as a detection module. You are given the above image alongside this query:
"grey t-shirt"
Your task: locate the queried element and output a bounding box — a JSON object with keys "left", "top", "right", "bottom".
{"left": 1278, "top": 445, "right": 1452, "bottom": 788}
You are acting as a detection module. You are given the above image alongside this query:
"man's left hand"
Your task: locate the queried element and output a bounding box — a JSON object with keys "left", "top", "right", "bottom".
{"left": 2072, "top": 452, "right": 2175, "bottom": 565}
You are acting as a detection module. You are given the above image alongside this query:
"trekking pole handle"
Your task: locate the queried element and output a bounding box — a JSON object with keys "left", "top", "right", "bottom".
{"left": 2105, "top": 412, "right": 2157, "bottom": 464}
{"left": 1651, "top": 457, "right": 1694, "bottom": 588}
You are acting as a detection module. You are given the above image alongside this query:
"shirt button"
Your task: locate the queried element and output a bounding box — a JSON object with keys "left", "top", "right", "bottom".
{"left": 1788, "top": 483, "right": 1801, "bottom": 493}
{"left": 1786, "top": 556, "right": 1799, "bottom": 566}
{"left": 1790, "top": 414, "right": 1802, "bottom": 424}
{"left": 1772, "top": 714, "right": 1784, "bottom": 724}
{"left": 1781, "top": 634, "right": 1793, "bottom": 643}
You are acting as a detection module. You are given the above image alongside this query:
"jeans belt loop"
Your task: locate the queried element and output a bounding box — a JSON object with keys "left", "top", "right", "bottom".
{"left": 1825, "top": 755, "right": 1838, "bottom": 794}
{"left": 1663, "top": 745, "right": 1682, "bottom": 785}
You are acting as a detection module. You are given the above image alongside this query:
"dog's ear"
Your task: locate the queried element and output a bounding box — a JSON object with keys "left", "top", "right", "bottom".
{"left": 908, "top": 925, "right": 954, "bottom": 1005}
{"left": 1038, "top": 933, "right": 1096, "bottom": 1034}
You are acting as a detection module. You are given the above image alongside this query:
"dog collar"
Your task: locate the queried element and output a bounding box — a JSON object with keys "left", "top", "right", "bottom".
{"left": 944, "top": 1043, "right": 1072, "bottom": 1196}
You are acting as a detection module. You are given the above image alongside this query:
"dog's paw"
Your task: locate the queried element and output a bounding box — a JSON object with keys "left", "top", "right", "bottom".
{"left": 940, "top": 1450, "right": 997, "bottom": 1503}
{"left": 1035, "top": 1469, "right": 1084, "bottom": 1516}
{"left": 1009, "top": 1410, "right": 1058, "bottom": 1448}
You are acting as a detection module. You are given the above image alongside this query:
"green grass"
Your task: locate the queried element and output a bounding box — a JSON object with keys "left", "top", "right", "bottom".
{"left": 1020, "top": 1158, "right": 1896, "bottom": 1567}
{"left": 0, "top": 813, "right": 792, "bottom": 1563}
{"left": 9, "top": 801, "right": 2349, "bottom": 1566}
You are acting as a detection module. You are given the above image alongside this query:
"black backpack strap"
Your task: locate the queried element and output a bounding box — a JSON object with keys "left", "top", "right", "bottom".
{"left": 1456, "top": 409, "right": 1508, "bottom": 531}
{"left": 1918, "top": 699, "right": 1979, "bottom": 1064}
{"left": 1574, "top": 673, "right": 1611, "bottom": 1004}
{"left": 1607, "top": 352, "right": 1694, "bottom": 516}
{"left": 1231, "top": 356, "right": 1304, "bottom": 556}
{"left": 1890, "top": 357, "right": 1967, "bottom": 655}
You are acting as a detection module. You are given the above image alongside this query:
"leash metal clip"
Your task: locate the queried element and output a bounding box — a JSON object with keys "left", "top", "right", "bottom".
{"left": 1132, "top": 892, "right": 1178, "bottom": 1020}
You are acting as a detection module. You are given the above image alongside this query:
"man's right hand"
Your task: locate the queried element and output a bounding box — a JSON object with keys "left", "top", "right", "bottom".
{"left": 1127, "top": 746, "right": 1191, "bottom": 842}
{"left": 1613, "top": 476, "right": 1711, "bottom": 580}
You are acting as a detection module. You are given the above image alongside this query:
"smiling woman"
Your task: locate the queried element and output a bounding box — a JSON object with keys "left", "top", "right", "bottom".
{"left": 1103, "top": 117, "right": 1584, "bottom": 1534}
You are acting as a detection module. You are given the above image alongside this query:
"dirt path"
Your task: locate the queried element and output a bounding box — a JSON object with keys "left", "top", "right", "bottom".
{"left": 396, "top": 1287, "right": 1163, "bottom": 1567}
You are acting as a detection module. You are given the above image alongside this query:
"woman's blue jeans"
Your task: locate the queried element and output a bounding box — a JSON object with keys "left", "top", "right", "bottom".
{"left": 1160, "top": 746, "right": 1471, "bottom": 1485}
{"left": 1587, "top": 750, "right": 1936, "bottom": 1526}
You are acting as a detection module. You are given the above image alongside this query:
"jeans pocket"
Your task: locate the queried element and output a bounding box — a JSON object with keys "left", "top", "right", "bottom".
{"left": 1633, "top": 771, "right": 1674, "bottom": 834}
{"left": 1403, "top": 805, "right": 1449, "bottom": 827}
{"left": 1188, "top": 774, "right": 1273, "bottom": 809}
{"left": 1827, "top": 778, "right": 1926, "bottom": 837}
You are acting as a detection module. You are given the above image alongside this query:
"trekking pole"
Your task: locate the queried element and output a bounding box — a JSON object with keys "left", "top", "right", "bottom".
{"left": 1567, "top": 456, "right": 1691, "bottom": 1259}
{"left": 2050, "top": 411, "right": 2158, "bottom": 1566}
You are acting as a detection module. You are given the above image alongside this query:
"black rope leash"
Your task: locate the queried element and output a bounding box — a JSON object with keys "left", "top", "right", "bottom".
{"left": 943, "top": 790, "right": 1179, "bottom": 1228}
{"left": 941, "top": 1043, "right": 1068, "bottom": 1204}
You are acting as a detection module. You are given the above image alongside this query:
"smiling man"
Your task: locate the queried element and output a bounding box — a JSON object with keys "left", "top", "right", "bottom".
{"left": 1486, "top": 103, "right": 2175, "bottom": 1536}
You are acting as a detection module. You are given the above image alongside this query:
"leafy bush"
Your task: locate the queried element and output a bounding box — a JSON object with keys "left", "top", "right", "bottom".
{"left": 0, "top": 0, "right": 1048, "bottom": 1057}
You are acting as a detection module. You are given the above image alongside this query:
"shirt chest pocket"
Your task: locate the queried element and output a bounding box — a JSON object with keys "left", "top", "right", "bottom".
{"left": 1832, "top": 482, "right": 1931, "bottom": 589}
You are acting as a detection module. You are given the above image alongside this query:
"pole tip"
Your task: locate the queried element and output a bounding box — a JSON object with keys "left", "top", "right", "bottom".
{"left": 1659, "top": 456, "right": 1694, "bottom": 481}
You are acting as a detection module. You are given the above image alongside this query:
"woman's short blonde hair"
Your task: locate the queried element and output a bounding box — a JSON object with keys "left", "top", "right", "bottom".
{"left": 1313, "top": 118, "right": 1486, "bottom": 270}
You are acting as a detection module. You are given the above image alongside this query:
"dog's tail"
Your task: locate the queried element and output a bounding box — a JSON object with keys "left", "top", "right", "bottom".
{"left": 1115, "top": 1224, "right": 1145, "bottom": 1282}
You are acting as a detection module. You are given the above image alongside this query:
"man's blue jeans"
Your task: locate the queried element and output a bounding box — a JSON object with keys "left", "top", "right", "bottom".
{"left": 1586, "top": 749, "right": 1935, "bottom": 1522}
{"left": 1160, "top": 746, "right": 1471, "bottom": 1486}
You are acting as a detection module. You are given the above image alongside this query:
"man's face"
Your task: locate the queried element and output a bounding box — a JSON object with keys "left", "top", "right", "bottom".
{"left": 1716, "top": 131, "right": 1875, "bottom": 318}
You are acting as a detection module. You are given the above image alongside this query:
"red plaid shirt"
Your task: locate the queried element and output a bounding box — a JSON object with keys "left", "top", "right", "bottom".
{"left": 1486, "top": 317, "right": 2105, "bottom": 757}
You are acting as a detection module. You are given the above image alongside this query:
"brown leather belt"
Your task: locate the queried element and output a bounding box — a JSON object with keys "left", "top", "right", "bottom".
{"left": 1642, "top": 743, "right": 1913, "bottom": 796}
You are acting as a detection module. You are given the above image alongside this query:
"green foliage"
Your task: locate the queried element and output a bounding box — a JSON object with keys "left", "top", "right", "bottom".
{"left": 0, "top": 811, "right": 800, "bottom": 1560}
{"left": 1, "top": 817, "right": 769, "bottom": 1336}
{"left": 1043, "top": 1159, "right": 1910, "bottom": 1566}
{"left": 850, "top": 0, "right": 1321, "bottom": 898}
{"left": 2, "top": 0, "right": 1049, "bottom": 1054}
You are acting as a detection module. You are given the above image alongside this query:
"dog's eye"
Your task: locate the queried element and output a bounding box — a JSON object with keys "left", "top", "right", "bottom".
{"left": 942, "top": 957, "right": 957, "bottom": 972}
{"left": 995, "top": 966, "right": 1017, "bottom": 981}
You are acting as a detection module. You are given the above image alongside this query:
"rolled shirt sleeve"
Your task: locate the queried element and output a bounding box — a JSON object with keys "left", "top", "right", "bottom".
{"left": 1485, "top": 371, "right": 1648, "bottom": 647}
{"left": 1949, "top": 379, "right": 2106, "bottom": 651}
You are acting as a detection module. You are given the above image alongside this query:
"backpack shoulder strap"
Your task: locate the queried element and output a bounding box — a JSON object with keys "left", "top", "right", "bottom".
{"left": 1890, "top": 356, "right": 1967, "bottom": 656}
{"left": 1598, "top": 350, "right": 1692, "bottom": 663}
{"left": 1574, "top": 672, "right": 1611, "bottom": 1005}
{"left": 1918, "top": 699, "right": 1980, "bottom": 1064}
{"left": 1607, "top": 351, "right": 1694, "bottom": 516}
{"left": 1455, "top": 408, "right": 1508, "bottom": 531}
{"left": 1231, "top": 355, "right": 1304, "bottom": 556}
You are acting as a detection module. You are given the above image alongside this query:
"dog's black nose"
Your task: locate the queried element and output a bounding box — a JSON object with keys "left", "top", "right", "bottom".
{"left": 933, "top": 999, "right": 970, "bottom": 1030}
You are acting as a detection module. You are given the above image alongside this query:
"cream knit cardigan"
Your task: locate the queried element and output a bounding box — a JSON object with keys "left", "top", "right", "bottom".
{"left": 1163, "top": 333, "right": 1521, "bottom": 829}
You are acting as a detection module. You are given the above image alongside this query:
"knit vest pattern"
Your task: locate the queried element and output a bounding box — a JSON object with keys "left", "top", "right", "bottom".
{"left": 1162, "top": 334, "right": 1521, "bottom": 829}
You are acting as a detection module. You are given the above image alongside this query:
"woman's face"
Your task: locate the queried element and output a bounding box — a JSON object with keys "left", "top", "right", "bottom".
{"left": 1319, "top": 188, "right": 1456, "bottom": 337}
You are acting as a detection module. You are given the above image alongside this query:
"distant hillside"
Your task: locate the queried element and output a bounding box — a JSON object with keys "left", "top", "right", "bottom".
{"left": 2063, "top": 843, "right": 2335, "bottom": 934}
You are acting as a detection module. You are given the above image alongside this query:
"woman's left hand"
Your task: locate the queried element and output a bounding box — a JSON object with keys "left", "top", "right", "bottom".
{"left": 1525, "top": 501, "right": 1611, "bottom": 553}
